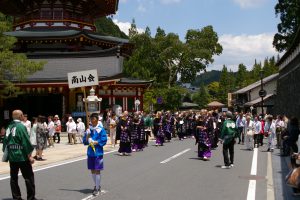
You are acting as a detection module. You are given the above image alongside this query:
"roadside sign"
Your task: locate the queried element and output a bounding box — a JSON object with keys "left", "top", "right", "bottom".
{"left": 68, "top": 69, "right": 99, "bottom": 89}
{"left": 157, "top": 97, "right": 163, "bottom": 104}
{"left": 259, "top": 89, "right": 267, "bottom": 98}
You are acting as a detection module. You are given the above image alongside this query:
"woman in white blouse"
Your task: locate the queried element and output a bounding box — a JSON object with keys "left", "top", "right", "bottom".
{"left": 253, "top": 116, "right": 262, "bottom": 148}
{"left": 244, "top": 115, "right": 255, "bottom": 150}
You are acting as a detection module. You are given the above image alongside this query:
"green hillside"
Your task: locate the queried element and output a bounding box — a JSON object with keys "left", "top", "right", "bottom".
{"left": 95, "top": 17, "right": 128, "bottom": 39}
{"left": 191, "top": 70, "right": 221, "bottom": 86}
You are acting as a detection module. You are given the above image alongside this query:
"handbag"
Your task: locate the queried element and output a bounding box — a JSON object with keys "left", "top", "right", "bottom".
{"left": 2, "top": 146, "right": 9, "bottom": 162}
{"left": 246, "top": 129, "right": 254, "bottom": 136}
{"left": 286, "top": 167, "right": 300, "bottom": 188}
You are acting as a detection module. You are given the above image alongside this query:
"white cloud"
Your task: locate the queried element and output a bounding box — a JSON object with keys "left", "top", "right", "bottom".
{"left": 113, "top": 19, "right": 145, "bottom": 36}
{"left": 160, "top": 0, "right": 182, "bottom": 4}
{"left": 209, "top": 33, "right": 278, "bottom": 71}
{"left": 233, "top": 0, "right": 268, "bottom": 8}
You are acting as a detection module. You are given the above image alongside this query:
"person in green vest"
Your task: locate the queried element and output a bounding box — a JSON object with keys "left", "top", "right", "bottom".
{"left": 2, "top": 110, "right": 39, "bottom": 200}
{"left": 220, "top": 111, "right": 238, "bottom": 169}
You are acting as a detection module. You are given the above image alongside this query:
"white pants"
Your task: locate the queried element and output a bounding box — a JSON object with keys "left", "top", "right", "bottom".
{"left": 110, "top": 129, "right": 116, "bottom": 145}
{"left": 268, "top": 132, "right": 275, "bottom": 150}
{"left": 245, "top": 134, "right": 254, "bottom": 150}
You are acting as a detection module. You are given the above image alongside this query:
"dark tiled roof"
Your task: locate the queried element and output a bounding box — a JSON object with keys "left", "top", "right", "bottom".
{"left": 233, "top": 73, "right": 279, "bottom": 94}
{"left": 5, "top": 30, "right": 129, "bottom": 44}
{"left": 26, "top": 56, "right": 122, "bottom": 82}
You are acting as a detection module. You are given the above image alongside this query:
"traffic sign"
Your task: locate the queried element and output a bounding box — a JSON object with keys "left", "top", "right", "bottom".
{"left": 259, "top": 89, "right": 267, "bottom": 97}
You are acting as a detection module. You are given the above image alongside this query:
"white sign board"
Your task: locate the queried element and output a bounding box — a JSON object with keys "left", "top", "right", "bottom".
{"left": 222, "top": 108, "right": 228, "bottom": 112}
{"left": 68, "top": 69, "right": 99, "bottom": 89}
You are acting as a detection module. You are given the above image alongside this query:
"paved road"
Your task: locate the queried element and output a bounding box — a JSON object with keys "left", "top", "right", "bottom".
{"left": 0, "top": 138, "right": 273, "bottom": 200}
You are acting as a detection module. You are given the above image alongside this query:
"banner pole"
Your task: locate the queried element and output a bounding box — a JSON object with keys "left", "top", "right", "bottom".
{"left": 83, "top": 87, "right": 89, "bottom": 128}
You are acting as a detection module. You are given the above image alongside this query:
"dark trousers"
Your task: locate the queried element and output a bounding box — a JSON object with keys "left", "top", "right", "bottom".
{"left": 10, "top": 161, "right": 35, "bottom": 200}
{"left": 53, "top": 132, "right": 60, "bottom": 143}
{"left": 237, "top": 127, "right": 244, "bottom": 143}
{"left": 253, "top": 134, "right": 260, "bottom": 147}
{"left": 223, "top": 139, "right": 235, "bottom": 166}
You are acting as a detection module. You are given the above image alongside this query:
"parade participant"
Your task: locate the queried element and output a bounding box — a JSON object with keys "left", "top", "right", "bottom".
{"left": 264, "top": 115, "right": 276, "bottom": 152}
{"left": 53, "top": 115, "right": 61, "bottom": 143}
{"left": 220, "top": 111, "right": 237, "bottom": 169}
{"left": 30, "top": 117, "right": 38, "bottom": 148}
{"left": 236, "top": 112, "right": 245, "bottom": 144}
{"left": 177, "top": 113, "right": 185, "bottom": 141}
{"left": 195, "top": 115, "right": 211, "bottom": 161}
{"left": 117, "top": 111, "right": 132, "bottom": 155}
{"left": 2, "top": 110, "right": 40, "bottom": 200}
{"left": 253, "top": 116, "right": 262, "bottom": 148}
{"left": 109, "top": 113, "right": 117, "bottom": 147}
{"left": 76, "top": 118, "right": 85, "bottom": 143}
{"left": 131, "top": 113, "right": 140, "bottom": 151}
{"left": 153, "top": 111, "right": 165, "bottom": 146}
{"left": 47, "top": 116, "right": 55, "bottom": 148}
{"left": 244, "top": 115, "right": 255, "bottom": 150}
{"left": 22, "top": 114, "right": 31, "bottom": 135}
{"left": 66, "top": 117, "right": 77, "bottom": 145}
{"left": 143, "top": 112, "right": 153, "bottom": 147}
{"left": 83, "top": 113, "right": 107, "bottom": 196}
{"left": 164, "top": 111, "right": 173, "bottom": 142}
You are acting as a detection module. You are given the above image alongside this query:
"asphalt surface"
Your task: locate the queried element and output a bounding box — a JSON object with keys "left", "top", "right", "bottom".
{"left": 0, "top": 138, "right": 273, "bottom": 200}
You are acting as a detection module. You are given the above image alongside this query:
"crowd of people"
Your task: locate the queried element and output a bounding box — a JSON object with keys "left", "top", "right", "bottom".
{"left": 2, "top": 108, "right": 300, "bottom": 199}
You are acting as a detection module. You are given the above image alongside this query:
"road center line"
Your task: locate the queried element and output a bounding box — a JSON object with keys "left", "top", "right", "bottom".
{"left": 160, "top": 148, "right": 191, "bottom": 164}
{"left": 0, "top": 149, "right": 118, "bottom": 181}
{"left": 247, "top": 147, "right": 258, "bottom": 200}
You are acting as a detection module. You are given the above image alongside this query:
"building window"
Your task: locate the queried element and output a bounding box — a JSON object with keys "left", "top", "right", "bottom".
{"left": 53, "top": 8, "right": 63, "bottom": 19}
{"left": 127, "top": 98, "right": 134, "bottom": 111}
{"left": 101, "top": 98, "right": 110, "bottom": 111}
{"left": 115, "top": 98, "right": 123, "bottom": 107}
{"left": 40, "top": 8, "right": 52, "bottom": 19}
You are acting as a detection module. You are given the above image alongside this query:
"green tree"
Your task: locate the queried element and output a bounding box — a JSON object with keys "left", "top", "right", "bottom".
{"left": 207, "top": 81, "right": 219, "bottom": 100}
{"left": 128, "top": 18, "right": 138, "bottom": 39}
{"left": 235, "top": 63, "right": 248, "bottom": 89}
{"left": 125, "top": 25, "right": 223, "bottom": 89}
{"left": 192, "top": 82, "right": 210, "bottom": 108}
{"left": 94, "top": 17, "right": 128, "bottom": 39}
{"left": 273, "top": 0, "right": 300, "bottom": 52}
{"left": 0, "top": 12, "right": 44, "bottom": 98}
{"left": 218, "top": 65, "right": 231, "bottom": 104}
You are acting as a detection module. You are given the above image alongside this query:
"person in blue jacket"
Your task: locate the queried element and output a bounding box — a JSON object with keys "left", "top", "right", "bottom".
{"left": 83, "top": 113, "right": 107, "bottom": 196}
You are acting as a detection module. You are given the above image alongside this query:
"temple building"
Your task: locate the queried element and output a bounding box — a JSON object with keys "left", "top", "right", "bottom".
{"left": 0, "top": 0, "right": 151, "bottom": 121}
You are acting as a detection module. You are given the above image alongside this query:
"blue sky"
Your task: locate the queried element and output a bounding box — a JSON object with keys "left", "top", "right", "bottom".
{"left": 112, "top": 0, "right": 280, "bottom": 72}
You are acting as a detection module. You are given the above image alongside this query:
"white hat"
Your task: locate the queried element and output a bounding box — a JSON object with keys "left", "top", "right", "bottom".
{"left": 54, "top": 115, "right": 59, "bottom": 119}
{"left": 77, "top": 118, "right": 82, "bottom": 122}
{"left": 68, "top": 116, "right": 73, "bottom": 120}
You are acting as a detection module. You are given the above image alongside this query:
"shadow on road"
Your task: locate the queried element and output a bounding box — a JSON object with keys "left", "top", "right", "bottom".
{"left": 59, "top": 188, "right": 93, "bottom": 194}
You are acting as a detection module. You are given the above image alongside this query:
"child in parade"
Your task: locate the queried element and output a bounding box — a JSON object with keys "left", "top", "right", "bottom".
{"left": 83, "top": 113, "right": 107, "bottom": 196}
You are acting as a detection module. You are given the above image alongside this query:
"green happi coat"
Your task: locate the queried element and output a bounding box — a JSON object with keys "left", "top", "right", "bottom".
{"left": 220, "top": 119, "right": 238, "bottom": 144}
{"left": 2, "top": 120, "right": 34, "bottom": 162}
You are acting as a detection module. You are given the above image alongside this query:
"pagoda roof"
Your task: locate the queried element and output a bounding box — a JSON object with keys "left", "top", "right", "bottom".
{"left": 0, "top": 0, "right": 119, "bottom": 18}
{"left": 5, "top": 29, "right": 129, "bottom": 44}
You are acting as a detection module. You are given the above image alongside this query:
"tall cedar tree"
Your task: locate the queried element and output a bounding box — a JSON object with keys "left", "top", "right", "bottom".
{"left": 273, "top": 0, "right": 300, "bottom": 52}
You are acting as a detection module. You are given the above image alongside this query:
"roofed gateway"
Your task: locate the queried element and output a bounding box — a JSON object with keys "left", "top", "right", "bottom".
{"left": 0, "top": 0, "right": 152, "bottom": 122}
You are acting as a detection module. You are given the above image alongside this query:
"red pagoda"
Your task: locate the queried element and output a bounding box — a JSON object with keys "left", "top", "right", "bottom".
{"left": 0, "top": 0, "right": 151, "bottom": 121}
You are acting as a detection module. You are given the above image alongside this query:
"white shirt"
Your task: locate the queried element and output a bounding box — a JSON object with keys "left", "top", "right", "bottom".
{"left": 22, "top": 120, "right": 31, "bottom": 135}
{"left": 236, "top": 116, "right": 246, "bottom": 128}
{"left": 244, "top": 120, "right": 255, "bottom": 134}
{"left": 254, "top": 120, "right": 262, "bottom": 134}
{"left": 47, "top": 120, "right": 55, "bottom": 136}
{"left": 77, "top": 122, "right": 85, "bottom": 134}
{"left": 66, "top": 120, "right": 77, "bottom": 133}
